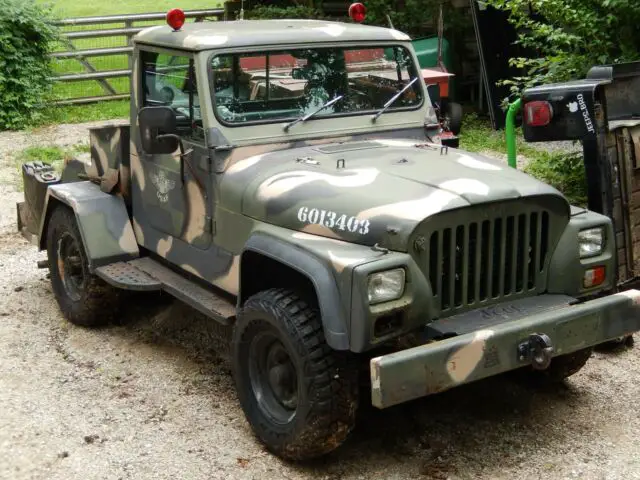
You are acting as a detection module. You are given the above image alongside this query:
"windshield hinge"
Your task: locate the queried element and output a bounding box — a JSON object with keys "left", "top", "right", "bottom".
{"left": 205, "top": 216, "right": 214, "bottom": 234}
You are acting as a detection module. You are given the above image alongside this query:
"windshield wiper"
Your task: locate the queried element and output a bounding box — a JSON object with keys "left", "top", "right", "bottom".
{"left": 283, "top": 94, "right": 344, "bottom": 132}
{"left": 371, "top": 76, "right": 419, "bottom": 123}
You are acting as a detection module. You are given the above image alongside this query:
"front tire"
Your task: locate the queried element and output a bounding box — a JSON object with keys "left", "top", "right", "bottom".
{"left": 596, "top": 335, "right": 635, "bottom": 351}
{"left": 523, "top": 347, "right": 593, "bottom": 384}
{"left": 231, "top": 288, "right": 359, "bottom": 461}
{"left": 46, "top": 206, "right": 122, "bottom": 327}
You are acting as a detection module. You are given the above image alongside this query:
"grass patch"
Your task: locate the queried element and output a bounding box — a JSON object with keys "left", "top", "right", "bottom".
{"left": 458, "top": 113, "right": 515, "bottom": 154}
{"left": 523, "top": 152, "right": 588, "bottom": 207}
{"left": 39, "top": 0, "right": 222, "bottom": 19}
{"left": 13, "top": 144, "right": 90, "bottom": 190}
{"left": 39, "top": 100, "right": 129, "bottom": 125}
{"left": 460, "top": 113, "right": 588, "bottom": 207}
{"left": 459, "top": 113, "right": 570, "bottom": 161}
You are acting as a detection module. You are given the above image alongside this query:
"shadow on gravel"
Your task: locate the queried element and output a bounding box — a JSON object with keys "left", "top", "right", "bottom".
{"left": 57, "top": 292, "right": 607, "bottom": 478}
{"left": 109, "top": 290, "right": 232, "bottom": 355}
{"left": 311, "top": 375, "right": 589, "bottom": 478}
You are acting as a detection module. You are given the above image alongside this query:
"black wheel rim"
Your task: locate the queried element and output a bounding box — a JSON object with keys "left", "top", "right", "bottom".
{"left": 56, "top": 232, "right": 86, "bottom": 302}
{"left": 248, "top": 330, "right": 298, "bottom": 424}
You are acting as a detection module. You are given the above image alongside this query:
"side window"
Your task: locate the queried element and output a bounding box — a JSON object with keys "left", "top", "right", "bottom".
{"left": 141, "top": 50, "right": 204, "bottom": 142}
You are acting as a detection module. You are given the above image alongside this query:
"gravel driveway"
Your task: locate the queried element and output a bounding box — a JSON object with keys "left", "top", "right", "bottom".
{"left": 1, "top": 122, "right": 640, "bottom": 480}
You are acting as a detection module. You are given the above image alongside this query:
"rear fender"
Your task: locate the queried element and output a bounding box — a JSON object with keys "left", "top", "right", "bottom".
{"left": 39, "top": 182, "right": 139, "bottom": 270}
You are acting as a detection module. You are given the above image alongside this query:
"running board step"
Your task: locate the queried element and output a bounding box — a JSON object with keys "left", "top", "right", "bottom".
{"left": 95, "top": 257, "right": 236, "bottom": 324}
{"left": 95, "top": 262, "right": 162, "bottom": 291}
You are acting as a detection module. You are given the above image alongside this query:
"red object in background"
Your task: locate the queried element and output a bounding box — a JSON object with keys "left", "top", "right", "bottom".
{"left": 524, "top": 100, "right": 553, "bottom": 127}
{"left": 239, "top": 54, "right": 296, "bottom": 70}
{"left": 422, "top": 68, "right": 454, "bottom": 98}
{"left": 166, "top": 8, "right": 186, "bottom": 31}
{"left": 237, "top": 49, "right": 385, "bottom": 71}
{"left": 348, "top": 3, "right": 367, "bottom": 23}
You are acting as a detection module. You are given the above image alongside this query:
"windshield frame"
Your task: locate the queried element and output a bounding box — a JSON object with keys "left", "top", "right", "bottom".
{"left": 206, "top": 41, "right": 425, "bottom": 129}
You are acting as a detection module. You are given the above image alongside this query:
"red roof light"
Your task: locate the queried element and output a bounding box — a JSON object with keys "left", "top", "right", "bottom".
{"left": 348, "top": 3, "right": 366, "bottom": 23}
{"left": 524, "top": 100, "right": 553, "bottom": 127}
{"left": 166, "top": 8, "right": 185, "bottom": 31}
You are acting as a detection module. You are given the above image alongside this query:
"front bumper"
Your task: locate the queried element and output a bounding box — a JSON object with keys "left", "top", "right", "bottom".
{"left": 370, "top": 290, "right": 640, "bottom": 408}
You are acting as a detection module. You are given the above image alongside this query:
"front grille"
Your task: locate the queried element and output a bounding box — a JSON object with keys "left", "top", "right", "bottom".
{"left": 426, "top": 211, "right": 550, "bottom": 314}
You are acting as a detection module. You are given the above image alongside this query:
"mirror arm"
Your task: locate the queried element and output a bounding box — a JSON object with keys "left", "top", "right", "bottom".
{"left": 156, "top": 133, "right": 184, "bottom": 154}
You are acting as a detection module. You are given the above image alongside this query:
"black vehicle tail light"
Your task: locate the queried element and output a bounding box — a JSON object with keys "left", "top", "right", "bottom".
{"left": 524, "top": 101, "right": 553, "bottom": 127}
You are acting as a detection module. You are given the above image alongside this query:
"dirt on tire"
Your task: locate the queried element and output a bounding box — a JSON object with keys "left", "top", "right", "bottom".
{"left": 2, "top": 121, "right": 640, "bottom": 480}
{"left": 232, "top": 288, "right": 359, "bottom": 461}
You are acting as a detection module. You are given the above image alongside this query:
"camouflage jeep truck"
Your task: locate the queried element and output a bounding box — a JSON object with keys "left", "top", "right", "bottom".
{"left": 15, "top": 8, "right": 640, "bottom": 461}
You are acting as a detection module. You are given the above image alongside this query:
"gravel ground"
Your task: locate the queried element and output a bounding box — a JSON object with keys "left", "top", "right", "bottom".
{"left": 2, "top": 122, "right": 640, "bottom": 480}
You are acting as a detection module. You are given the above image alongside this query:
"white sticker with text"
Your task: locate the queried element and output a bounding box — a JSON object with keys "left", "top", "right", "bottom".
{"left": 567, "top": 94, "right": 595, "bottom": 133}
{"left": 297, "top": 207, "right": 370, "bottom": 235}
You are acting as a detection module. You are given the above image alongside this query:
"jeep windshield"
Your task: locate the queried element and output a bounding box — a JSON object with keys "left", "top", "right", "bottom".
{"left": 210, "top": 45, "right": 423, "bottom": 126}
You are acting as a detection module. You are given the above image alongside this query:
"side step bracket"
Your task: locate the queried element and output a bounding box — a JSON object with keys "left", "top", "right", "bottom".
{"left": 95, "top": 257, "right": 236, "bottom": 325}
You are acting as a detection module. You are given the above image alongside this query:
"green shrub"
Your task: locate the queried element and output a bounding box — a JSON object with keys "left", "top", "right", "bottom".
{"left": 524, "top": 151, "right": 588, "bottom": 207}
{"left": 0, "top": 0, "right": 58, "bottom": 130}
{"left": 245, "top": 4, "right": 324, "bottom": 20}
{"left": 484, "top": 0, "right": 640, "bottom": 99}
{"left": 361, "top": 0, "right": 470, "bottom": 38}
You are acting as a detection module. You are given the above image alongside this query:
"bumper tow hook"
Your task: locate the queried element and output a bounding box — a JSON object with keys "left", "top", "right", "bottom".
{"left": 517, "top": 333, "right": 554, "bottom": 370}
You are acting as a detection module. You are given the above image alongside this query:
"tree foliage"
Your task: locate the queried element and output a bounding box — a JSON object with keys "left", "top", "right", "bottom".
{"left": 246, "top": 1, "right": 471, "bottom": 39}
{"left": 245, "top": 4, "right": 324, "bottom": 20}
{"left": 361, "top": 0, "right": 471, "bottom": 38}
{"left": 484, "top": 0, "right": 640, "bottom": 97}
{"left": 0, "top": 0, "right": 58, "bottom": 130}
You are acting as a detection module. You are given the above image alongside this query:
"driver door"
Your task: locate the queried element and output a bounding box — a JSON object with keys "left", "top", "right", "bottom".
{"left": 138, "top": 50, "right": 213, "bottom": 250}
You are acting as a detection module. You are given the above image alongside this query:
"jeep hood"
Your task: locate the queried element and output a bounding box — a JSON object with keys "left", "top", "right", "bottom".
{"left": 229, "top": 139, "right": 570, "bottom": 251}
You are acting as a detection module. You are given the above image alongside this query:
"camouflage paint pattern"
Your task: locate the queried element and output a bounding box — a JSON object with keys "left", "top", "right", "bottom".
{"left": 23, "top": 19, "right": 640, "bottom": 378}
{"left": 227, "top": 140, "right": 567, "bottom": 252}
{"left": 39, "top": 182, "right": 139, "bottom": 269}
{"left": 370, "top": 289, "right": 640, "bottom": 408}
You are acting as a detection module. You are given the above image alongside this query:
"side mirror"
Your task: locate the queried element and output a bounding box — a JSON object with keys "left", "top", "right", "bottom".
{"left": 138, "top": 106, "right": 179, "bottom": 154}
{"left": 291, "top": 68, "right": 305, "bottom": 80}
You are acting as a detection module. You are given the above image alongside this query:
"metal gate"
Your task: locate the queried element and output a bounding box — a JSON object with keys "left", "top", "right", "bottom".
{"left": 49, "top": 9, "right": 225, "bottom": 105}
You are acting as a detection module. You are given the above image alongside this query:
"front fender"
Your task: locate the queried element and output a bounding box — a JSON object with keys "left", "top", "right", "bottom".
{"left": 242, "top": 232, "right": 351, "bottom": 350}
{"left": 40, "top": 181, "right": 139, "bottom": 270}
{"left": 547, "top": 207, "right": 615, "bottom": 297}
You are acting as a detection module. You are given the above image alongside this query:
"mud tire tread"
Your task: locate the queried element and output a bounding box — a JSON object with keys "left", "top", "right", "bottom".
{"left": 232, "top": 288, "right": 359, "bottom": 461}
{"left": 46, "top": 206, "right": 122, "bottom": 327}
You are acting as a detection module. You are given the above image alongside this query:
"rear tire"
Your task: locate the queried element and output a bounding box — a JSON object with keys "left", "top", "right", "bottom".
{"left": 46, "top": 206, "right": 123, "bottom": 327}
{"left": 443, "top": 101, "right": 463, "bottom": 135}
{"left": 231, "top": 288, "right": 359, "bottom": 461}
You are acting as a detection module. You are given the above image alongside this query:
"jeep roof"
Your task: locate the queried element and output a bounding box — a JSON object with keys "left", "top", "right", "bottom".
{"left": 133, "top": 19, "right": 412, "bottom": 51}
